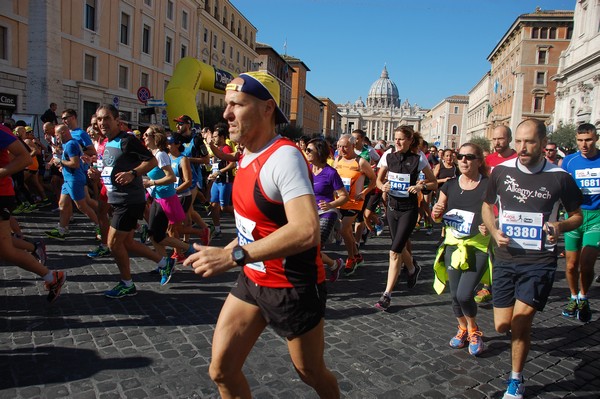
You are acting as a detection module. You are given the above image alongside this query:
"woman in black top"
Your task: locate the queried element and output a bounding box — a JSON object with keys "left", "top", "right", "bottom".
{"left": 434, "top": 149, "right": 460, "bottom": 189}
{"left": 431, "top": 143, "right": 490, "bottom": 357}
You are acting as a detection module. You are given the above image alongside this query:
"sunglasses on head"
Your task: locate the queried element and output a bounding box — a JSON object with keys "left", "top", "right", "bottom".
{"left": 456, "top": 153, "right": 478, "bottom": 161}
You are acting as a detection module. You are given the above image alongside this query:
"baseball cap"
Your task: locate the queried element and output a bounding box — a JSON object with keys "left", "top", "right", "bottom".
{"left": 226, "top": 71, "right": 289, "bottom": 125}
{"left": 167, "top": 135, "right": 182, "bottom": 144}
{"left": 25, "top": 126, "right": 33, "bottom": 133}
{"left": 133, "top": 129, "right": 141, "bottom": 137}
{"left": 173, "top": 115, "right": 193, "bottom": 125}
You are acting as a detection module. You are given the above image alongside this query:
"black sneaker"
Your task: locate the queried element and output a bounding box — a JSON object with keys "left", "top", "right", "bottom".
{"left": 577, "top": 299, "right": 592, "bottom": 323}
{"left": 375, "top": 293, "right": 391, "bottom": 311}
{"left": 406, "top": 260, "right": 421, "bottom": 289}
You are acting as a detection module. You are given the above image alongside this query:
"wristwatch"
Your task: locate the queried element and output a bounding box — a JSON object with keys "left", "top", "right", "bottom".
{"left": 129, "top": 169, "right": 138, "bottom": 177}
{"left": 231, "top": 245, "right": 246, "bottom": 266}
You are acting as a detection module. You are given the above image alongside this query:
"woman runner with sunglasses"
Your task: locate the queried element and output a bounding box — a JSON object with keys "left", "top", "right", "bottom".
{"left": 431, "top": 143, "right": 490, "bottom": 356}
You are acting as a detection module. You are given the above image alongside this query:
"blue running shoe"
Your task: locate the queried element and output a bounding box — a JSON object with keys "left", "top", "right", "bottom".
{"left": 160, "top": 257, "right": 175, "bottom": 285}
{"left": 503, "top": 377, "right": 524, "bottom": 399}
{"left": 449, "top": 326, "right": 468, "bottom": 349}
{"left": 468, "top": 329, "right": 484, "bottom": 356}
{"left": 105, "top": 281, "right": 137, "bottom": 298}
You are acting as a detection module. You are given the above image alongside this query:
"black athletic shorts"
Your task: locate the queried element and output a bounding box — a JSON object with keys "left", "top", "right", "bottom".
{"left": 492, "top": 259, "right": 556, "bottom": 311}
{"left": 110, "top": 202, "right": 146, "bottom": 232}
{"left": 0, "top": 195, "right": 16, "bottom": 220}
{"left": 230, "top": 270, "right": 327, "bottom": 338}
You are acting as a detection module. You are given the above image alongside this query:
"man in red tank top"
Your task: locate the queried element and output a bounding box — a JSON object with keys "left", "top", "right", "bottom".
{"left": 184, "top": 71, "right": 340, "bottom": 398}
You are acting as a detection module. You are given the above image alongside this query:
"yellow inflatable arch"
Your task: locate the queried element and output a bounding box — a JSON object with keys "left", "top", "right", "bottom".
{"left": 164, "top": 57, "right": 236, "bottom": 130}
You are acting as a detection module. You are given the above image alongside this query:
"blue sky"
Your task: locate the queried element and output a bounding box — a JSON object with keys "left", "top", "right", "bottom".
{"left": 234, "top": 0, "right": 575, "bottom": 109}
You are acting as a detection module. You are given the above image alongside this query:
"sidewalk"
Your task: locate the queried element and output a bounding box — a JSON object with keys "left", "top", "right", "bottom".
{"left": 1, "top": 209, "right": 599, "bottom": 398}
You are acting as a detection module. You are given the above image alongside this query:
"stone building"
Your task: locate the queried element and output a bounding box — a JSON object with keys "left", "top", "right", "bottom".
{"left": 337, "top": 66, "right": 428, "bottom": 143}
{"left": 487, "top": 7, "right": 573, "bottom": 136}
{"left": 465, "top": 72, "right": 491, "bottom": 142}
{"left": 421, "top": 95, "right": 469, "bottom": 150}
{"left": 552, "top": 0, "right": 600, "bottom": 130}
{"left": 0, "top": 0, "right": 256, "bottom": 128}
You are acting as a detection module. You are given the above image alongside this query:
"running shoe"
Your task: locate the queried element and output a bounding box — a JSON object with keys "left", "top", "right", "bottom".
{"left": 361, "top": 229, "right": 369, "bottom": 246}
{"left": 375, "top": 292, "right": 391, "bottom": 311}
{"left": 425, "top": 223, "right": 433, "bottom": 236}
{"left": 38, "top": 198, "right": 52, "bottom": 207}
{"left": 23, "top": 203, "right": 37, "bottom": 213}
{"left": 406, "top": 260, "right": 421, "bottom": 289}
{"left": 45, "top": 271, "right": 66, "bottom": 303}
{"left": 212, "top": 230, "right": 223, "bottom": 239}
{"left": 200, "top": 227, "right": 211, "bottom": 246}
{"left": 449, "top": 326, "right": 468, "bottom": 349}
{"left": 104, "top": 281, "right": 137, "bottom": 298}
{"left": 344, "top": 257, "right": 358, "bottom": 276}
{"left": 33, "top": 240, "right": 47, "bottom": 264}
{"left": 170, "top": 252, "right": 187, "bottom": 263}
{"left": 95, "top": 225, "right": 102, "bottom": 241}
{"left": 503, "top": 377, "right": 525, "bottom": 399}
{"left": 562, "top": 297, "right": 578, "bottom": 318}
{"left": 468, "top": 329, "right": 484, "bottom": 356}
{"left": 12, "top": 203, "right": 26, "bottom": 215}
{"left": 375, "top": 220, "right": 384, "bottom": 236}
{"left": 87, "top": 245, "right": 111, "bottom": 258}
{"left": 355, "top": 253, "right": 364, "bottom": 266}
{"left": 329, "top": 258, "right": 343, "bottom": 283}
{"left": 45, "top": 228, "right": 68, "bottom": 240}
{"left": 474, "top": 287, "right": 492, "bottom": 303}
{"left": 160, "top": 257, "right": 176, "bottom": 285}
{"left": 139, "top": 224, "right": 149, "bottom": 244}
{"left": 577, "top": 299, "right": 592, "bottom": 323}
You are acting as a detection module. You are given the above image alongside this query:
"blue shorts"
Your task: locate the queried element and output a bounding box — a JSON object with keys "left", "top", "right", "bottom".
{"left": 210, "top": 182, "right": 232, "bottom": 207}
{"left": 492, "top": 259, "right": 556, "bottom": 311}
{"left": 61, "top": 180, "right": 86, "bottom": 201}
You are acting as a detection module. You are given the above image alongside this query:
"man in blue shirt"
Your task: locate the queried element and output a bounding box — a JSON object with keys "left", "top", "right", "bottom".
{"left": 561, "top": 123, "right": 600, "bottom": 323}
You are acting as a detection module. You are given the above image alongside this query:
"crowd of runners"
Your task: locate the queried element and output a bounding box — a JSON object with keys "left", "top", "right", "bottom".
{"left": 1, "top": 71, "right": 598, "bottom": 399}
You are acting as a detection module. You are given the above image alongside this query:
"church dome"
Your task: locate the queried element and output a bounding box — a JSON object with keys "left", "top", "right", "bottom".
{"left": 367, "top": 66, "right": 400, "bottom": 109}
{"left": 354, "top": 96, "right": 365, "bottom": 107}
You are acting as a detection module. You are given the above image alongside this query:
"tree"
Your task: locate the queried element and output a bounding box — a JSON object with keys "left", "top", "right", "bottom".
{"left": 277, "top": 124, "right": 303, "bottom": 140}
{"left": 549, "top": 123, "right": 577, "bottom": 151}
{"left": 198, "top": 105, "right": 226, "bottom": 130}
{"left": 468, "top": 136, "right": 491, "bottom": 153}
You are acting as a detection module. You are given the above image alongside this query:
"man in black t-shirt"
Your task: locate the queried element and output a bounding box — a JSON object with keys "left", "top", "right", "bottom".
{"left": 482, "top": 119, "right": 583, "bottom": 399}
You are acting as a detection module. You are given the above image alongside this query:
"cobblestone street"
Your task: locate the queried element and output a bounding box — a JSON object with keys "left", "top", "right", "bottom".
{"left": 1, "top": 209, "right": 599, "bottom": 398}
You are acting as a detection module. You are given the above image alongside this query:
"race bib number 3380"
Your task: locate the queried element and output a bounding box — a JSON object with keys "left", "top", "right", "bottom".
{"left": 501, "top": 210, "right": 543, "bottom": 250}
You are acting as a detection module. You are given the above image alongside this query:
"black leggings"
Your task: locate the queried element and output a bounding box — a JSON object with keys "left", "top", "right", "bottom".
{"left": 387, "top": 207, "right": 418, "bottom": 253}
{"left": 445, "top": 246, "right": 489, "bottom": 318}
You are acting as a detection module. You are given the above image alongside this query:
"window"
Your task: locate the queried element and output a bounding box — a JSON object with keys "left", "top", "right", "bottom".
{"left": 549, "top": 27, "right": 556, "bottom": 39}
{"left": 536, "top": 71, "right": 545, "bottom": 85}
{"left": 214, "top": 0, "right": 219, "bottom": 19}
{"left": 142, "top": 25, "right": 151, "bottom": 54}
{"left": 453, "top": 106, "right": 459, "bottom": 114}
{"left": 144, "top": 0, "right": 152, "bottom": 6}
{"left": 532, "top": 27, "right": 539, "bottom": 39}
{"left": 119, "top": 65, "right": 129, "bottom": 89}
{"left": 222, "top": 40, "right": 225, "bottom": 55}
{"left": 451, "top": 125, "right": 458, "bottom": 135}
{"left": 181, "top": 44, "right": 187, "bottom": 58}
{"left": 540, "top": 27, "right": 548, "bottom": 39}
{"left": 236, "top": 51, "right": 239, "bottom": 63}
{"left": 537, "top": 49, "right": 547, "bottom": 64}
{"left": 182, "top": 10, "right": 188, "bottom": 30}
{"left": 120, "top": 13, "right": 130, "bottom": 45}
{"left": 223, "top": 6, "right": 227, "bottom": 25}
{"left": 0, "top": 26, "right": 7, "bottom": 60}
{"left": 534, "top": 96, "right": 543, "bottom": 112}
{"left": 230, "top": 14, "right": 234, "bottom": 32}
{"left": 203, "top": 28, "right": 208, "bottom": 43}
{"left": 84, "top": 54, "right": 96, "bottom": 81}
{"left": 213, "top": 34, "right": 217, "bottom": 49}
{"left": 141, "top": 72, "right": 149, "bottom": 88}
{"left": 229, "top": 46, "right": 233, "bottom": 59}
{"left": 166, "top": 0, "right": 174, "bottom": 20}
{"left": 85, "top": 0, "right": 96, "bottom": 31}
{"left": 165, "top": 36, "right": 173, "bottom": 63}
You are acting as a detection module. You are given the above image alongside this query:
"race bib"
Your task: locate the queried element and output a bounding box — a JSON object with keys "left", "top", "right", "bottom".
{"left": 575, "top": 167, "right": 600, "bottom": 195}
{"left": 234, "top": 210, "right": 265, "bottom": 273}
{"left": 443, "top": 209, "right": 475, "bottom": 238}
{"left": 341, "top": 177, "right": 351, "bottom": 192}
{"left": 101, "top": 166, "right": 114, "bottom": 192}
{"left": 388, "top": 172, "right": 410, "bottom": 198}
{"left": 501, "top": 210, "right": 543, "bottom": 250}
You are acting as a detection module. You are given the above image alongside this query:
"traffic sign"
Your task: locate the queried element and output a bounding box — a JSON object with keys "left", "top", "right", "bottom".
{"left": 147, "top": 99, "right": 167, "bottom": 107}
{"left": 113, "top": 96, "right": 119, "bottom": 107}
{"left": 137, "top": 87, "right": 152, "bottom": 104}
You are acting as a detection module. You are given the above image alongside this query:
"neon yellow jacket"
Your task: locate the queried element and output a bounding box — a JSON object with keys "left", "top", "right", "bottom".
{"left": 433, "top": 228, "right": 492, "bottom": 295}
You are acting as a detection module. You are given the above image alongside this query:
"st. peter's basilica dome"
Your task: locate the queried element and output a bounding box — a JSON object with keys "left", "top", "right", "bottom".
{"left": 366, "top": 65, "right": 400, "bottom": 109}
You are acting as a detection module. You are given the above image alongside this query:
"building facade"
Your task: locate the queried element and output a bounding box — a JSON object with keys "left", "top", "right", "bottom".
{"left": 254, "top": 43, "right": 293, "bottom": 123}
{"left": 421, "top": 95, "right": 469, "bottom": 150}
{"left": 337, "top": 66, "right": 427, "bottom": 143}
{"left": 465, "top": 72, "right": 491, "bottom": 142}
{"left": 318, "top": 97, "right": 341, "bottom": 139}
{"left": 552, "top": 0, "right": 600, "bottom": 130}
{"left": 0, "top": 0, "right": 256, "bottom": 129}
{"left": 487, "top": 8, "right": 574, "bottom": 137}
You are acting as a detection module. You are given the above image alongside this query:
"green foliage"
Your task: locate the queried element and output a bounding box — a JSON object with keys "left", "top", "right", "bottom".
{"left": 549, "top": 124, "right": 577, "bottom": 150}
{"left": 198, "top": 105, "right": 226, "bottom": 130}
{"left": 468, "top": 136, "right": 491, "bottom": 153}
{"left": 277, "top": 124, "right": 303, "bottom": 140}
